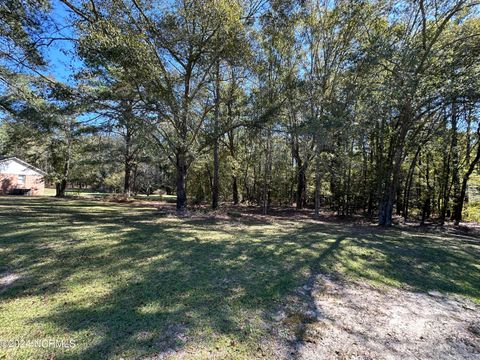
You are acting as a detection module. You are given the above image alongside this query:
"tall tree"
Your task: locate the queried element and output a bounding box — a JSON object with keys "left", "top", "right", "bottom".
{"left": 67, "top": 0, "right": 246, "bottom": 212}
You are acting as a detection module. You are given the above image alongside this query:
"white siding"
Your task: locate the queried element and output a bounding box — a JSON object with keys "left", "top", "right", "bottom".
{"left": 0, "top": 159, "right": 43, "bottom": 176}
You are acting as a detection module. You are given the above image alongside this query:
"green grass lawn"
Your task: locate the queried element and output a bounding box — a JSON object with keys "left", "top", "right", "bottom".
{"left": 43, "top": 188, "right": 177, "bottom": 202}
{"left": 43, "top": 188, "right": 109, "bottom": 198}
{"left": 0, "top": 197, "right": 479, "bottom": 359}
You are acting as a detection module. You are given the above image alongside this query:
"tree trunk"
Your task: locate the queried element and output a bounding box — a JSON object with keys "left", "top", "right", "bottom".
{"left": 55, "top": 140, "right": 71, "bottom": 198}
{"left": 212, "top": 61, "right": 221, "bottom": 209}
{"left": 296, "top": 164, "right": 306, "bottom": 209}
{"left": 450, "top": 101, "right": 460, "bottom": 221}
{"left": 420, "top": 152, "right": 432, "bottom": 225}
{"left": 346, "top": 139, "right": 354, "bottom": 215}
{"left": 378, "top": 109, "right": 410, "bottom": 226}
{"left": 291, "top": 133, "right": 308, "bottom": 210}
{"left": 176, "top": 151, "right": 187, "bottom": 212}
{"left": 175, "top": 57, "right": 192, "bottom": 213}
{"left": 123, "top": 127, "right": 133, "bottom": 197}
{"left": 439, "top": 138, "right": 452, "bottom": 225}
{"left": 227, "top": 130, "right": 239, "bottom": 205}
{"left": 420, "top": 195, "right": 431, "bottom": 225}
{"left": 124, "top": 160, "right": 132, "bottom": 198}
{"left": 453, "top": 128, "right": 480, "bottom": 225}
{"left": 370, "top": 119, "right": 383, "bottom": 217}
{"left": 212, "top": 139, "right": 219, "bottom": 209}
{"left": 232, "top": 175, "right": 239, "bottom": 205}
{"left": 367, "top": 168, "right": 375, "bottom": 216}
{"left": 132, "top": 163, "right": 138, "bottom": 195}
{"left": 379, "top": 144, "right": 403, "bottom": 226}
{"left": 122, "top": 101, "right": 134, "bottom": 198}
{"left": 378, "top": 191, "right": 394, "bottom": 226}
{"left": 228, "top": 131, "right": 240, "bottom": 205}
{"left": 262, "top": 128, "right": 272, "bottom": 215}
{"left": 55, "top": 180, "right": 67, "bottom": 197}
{"left": 403, "top": 146, "right": 421, "bottom": 221}
{"left": 227, "top": 135, "right": 239, "bottom": 202}
{"left": 314, "top": 151, "right": 321, "bottom": 218}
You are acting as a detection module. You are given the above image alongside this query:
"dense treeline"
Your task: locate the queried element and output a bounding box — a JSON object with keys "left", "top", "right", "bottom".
{"left": 1, "top": 0, "right": 480, "bottom": 225}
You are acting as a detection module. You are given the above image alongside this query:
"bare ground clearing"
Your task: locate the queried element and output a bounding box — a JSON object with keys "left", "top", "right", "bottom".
{"left": 270, "top": 274, "right": 480, "bottom": 360}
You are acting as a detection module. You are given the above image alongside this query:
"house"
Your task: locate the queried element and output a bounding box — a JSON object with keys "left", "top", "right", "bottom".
{"left": 0, "top": 157, "right": 46, "bottom": 196}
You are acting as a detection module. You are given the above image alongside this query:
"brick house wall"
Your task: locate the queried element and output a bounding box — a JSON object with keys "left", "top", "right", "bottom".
{"left": 0, "top": 173, "right": 45, "bottom": 196}
{"left": 26, "top": 174, "right": 45, "bottom": 195}
{"left": 0, "top": 158, "right": 46, "bottom": 196}
{"left": 0, "top": 174, "right": 15, "bottom": 194}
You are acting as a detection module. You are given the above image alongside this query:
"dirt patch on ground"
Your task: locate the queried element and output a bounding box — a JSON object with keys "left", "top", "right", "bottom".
{"left": 0, "top": 272, "right": 21, "bottom": 294}
{"left": 272, "top": 274, "right": 480, "bottom": 359}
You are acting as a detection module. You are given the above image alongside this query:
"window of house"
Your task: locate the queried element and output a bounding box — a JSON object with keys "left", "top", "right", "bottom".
{"left": 18, "top": 175, "right": 26, "bottom": 186}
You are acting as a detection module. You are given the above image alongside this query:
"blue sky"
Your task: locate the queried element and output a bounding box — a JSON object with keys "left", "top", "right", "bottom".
{"left": 44, "top": 1, "right": 82, "bottom": 84}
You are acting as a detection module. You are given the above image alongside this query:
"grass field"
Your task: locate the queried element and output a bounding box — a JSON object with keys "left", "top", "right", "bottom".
{"left": 43, "top": 188, "right": 177, "bottom": 202}
{"left": 0, "top": 197, "right": 479, "bottom": 359}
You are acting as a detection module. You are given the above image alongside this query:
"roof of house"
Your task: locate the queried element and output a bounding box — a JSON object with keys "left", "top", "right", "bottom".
{"left": 0, "top": 157, "right": 47, "bottom": 176}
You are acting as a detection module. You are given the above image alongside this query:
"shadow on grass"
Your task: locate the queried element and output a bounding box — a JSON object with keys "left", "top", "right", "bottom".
{"left": 0, "top": 196, "right": 479, "bottom": 358}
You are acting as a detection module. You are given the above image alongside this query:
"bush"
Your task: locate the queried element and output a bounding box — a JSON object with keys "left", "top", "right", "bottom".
{"left": 464, "top": 202, "right": 480, "bottom": 222}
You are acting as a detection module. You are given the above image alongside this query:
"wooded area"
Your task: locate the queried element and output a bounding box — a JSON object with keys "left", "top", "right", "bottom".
{"left": 1, "top": 0, "right": 480, "bottom": 226}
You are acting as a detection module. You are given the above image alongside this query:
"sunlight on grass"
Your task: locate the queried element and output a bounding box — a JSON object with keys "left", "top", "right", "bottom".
{"left": 43, "top": 188, "right": 178, "bottom": 203}
{"left": 0, "top": 197, "right": 478, "bottom": 359}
